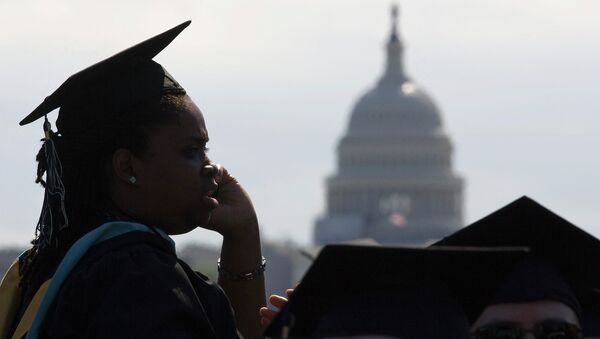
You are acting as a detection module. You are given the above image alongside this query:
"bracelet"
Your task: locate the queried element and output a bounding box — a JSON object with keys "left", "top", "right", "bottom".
{"left": 217, "top": 256, "right": 266, "bottom": 281}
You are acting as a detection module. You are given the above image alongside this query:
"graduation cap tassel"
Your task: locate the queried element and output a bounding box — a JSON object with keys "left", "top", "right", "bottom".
{"left": 35, "top": 116, "right": 69, "bottom": 249}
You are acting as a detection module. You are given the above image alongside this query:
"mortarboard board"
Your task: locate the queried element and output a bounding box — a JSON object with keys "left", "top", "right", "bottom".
{"left": 433, "top": 196, "right": 600, "bottom": 322}
{"left": 19, "top": 20, "right": 191, "bottom": 136}
{"left": 264, "top": 244, "right": 529, "bottom": 338}
{"left": 299, "top": 238, "right": 380, "bottom": 260}
{"left": 581, "top": 289, "right": 600, "bottom": 337}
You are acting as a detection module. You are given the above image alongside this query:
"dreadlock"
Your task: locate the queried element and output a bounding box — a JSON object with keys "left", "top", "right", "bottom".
{"left": 19, "top": 93, "right": 189, "bottom": 301}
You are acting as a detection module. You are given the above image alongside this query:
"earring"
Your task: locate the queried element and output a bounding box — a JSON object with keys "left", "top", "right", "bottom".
{"left": 129, "top": 176, "right": 137, "bottom": 184}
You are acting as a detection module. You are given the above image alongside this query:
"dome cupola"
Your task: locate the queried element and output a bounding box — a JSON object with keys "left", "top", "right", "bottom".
{"left": 347, "top": 5, "right": 443, "bottom": 138}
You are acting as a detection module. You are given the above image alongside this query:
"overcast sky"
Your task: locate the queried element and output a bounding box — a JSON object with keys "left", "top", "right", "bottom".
{"left": 1, "top": 0, "right": 599, "bottom": 248}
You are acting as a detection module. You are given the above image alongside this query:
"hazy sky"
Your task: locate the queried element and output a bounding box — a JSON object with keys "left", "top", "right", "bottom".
{"left": 1, "top": 0, "right": 599, "bottom": 248}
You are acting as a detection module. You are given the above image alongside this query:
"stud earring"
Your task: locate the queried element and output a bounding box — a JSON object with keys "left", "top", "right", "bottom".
{"left": 129, "top": 176, "right": 137, "bottom": 184}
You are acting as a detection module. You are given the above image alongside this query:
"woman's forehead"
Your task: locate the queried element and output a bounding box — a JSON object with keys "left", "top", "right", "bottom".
{"left": 150, "top": 99, "right": 208, "bottom": 144}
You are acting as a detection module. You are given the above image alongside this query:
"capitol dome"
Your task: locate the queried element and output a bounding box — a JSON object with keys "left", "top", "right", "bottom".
{"left": 314, "top": 5, "right": 464, "bottom": 246}
{"left": 348, "top": 82, "right": 443, "bottom": 137}
{"left": 347, "top": 15, "right": 443, "bottom": 138}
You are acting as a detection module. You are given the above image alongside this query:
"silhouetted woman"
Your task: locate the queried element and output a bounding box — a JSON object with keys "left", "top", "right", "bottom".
{"left": 0, "top": 21, "right": 265, "bottom": 339}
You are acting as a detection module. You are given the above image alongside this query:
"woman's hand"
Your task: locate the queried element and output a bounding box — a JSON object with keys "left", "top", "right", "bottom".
{"left": 260, "top": 288, "right": 294, "bottom": 328}
{"left": 203, "top": 164, "right": 265, "bottom": 339}
{"left": 203, "top": 164, "right": 258, "bottom": 237}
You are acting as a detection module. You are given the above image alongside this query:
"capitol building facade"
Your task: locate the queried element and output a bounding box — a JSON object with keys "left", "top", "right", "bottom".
{"left": 314, "top": 6, "right": 464, "bottom": 245}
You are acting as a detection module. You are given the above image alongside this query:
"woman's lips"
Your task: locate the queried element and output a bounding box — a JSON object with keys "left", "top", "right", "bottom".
{"left": 202, "top": 190, "right": 219, "bottom": 209}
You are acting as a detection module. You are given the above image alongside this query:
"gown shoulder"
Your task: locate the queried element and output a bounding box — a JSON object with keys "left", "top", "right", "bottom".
{"left": 41, "top": 230, "right": 239, "bottom": 339}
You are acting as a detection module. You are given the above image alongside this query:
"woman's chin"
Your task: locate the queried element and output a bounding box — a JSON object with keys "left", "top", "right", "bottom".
{"left": 162, "top": 225, "right": 193, "bottom": 235}
{"left": 162, "top": 209, "right": 213, "bottom": 235}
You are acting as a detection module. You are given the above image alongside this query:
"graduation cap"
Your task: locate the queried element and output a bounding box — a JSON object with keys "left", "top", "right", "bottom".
{"left": 582, "top": 289, "right": 600, "bottom": 336}
{"left": 263, "top": 244, "right": 529, "bottom": 338}
{"left": 433, "top": 196, "right": 600, "bottom": 322}
{"left": 18, "top": 21, "right": 191, "bottom": 250}
{"left": 19, "top": 20, "right": 191, "bottom": 136}
{"left": 299, "top": 238, "right": 380, "bottom": 260}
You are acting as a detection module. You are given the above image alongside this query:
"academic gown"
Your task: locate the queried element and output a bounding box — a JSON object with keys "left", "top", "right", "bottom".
{"left": 36, "top": 230, "right": 240, "bottom": 339}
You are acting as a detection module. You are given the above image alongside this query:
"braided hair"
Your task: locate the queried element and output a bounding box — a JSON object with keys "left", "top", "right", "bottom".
{"left": 19, "top": 93, "right": 189, "bottom": 300}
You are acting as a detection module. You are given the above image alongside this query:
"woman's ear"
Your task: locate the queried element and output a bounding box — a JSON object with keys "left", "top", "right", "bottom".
{"left": 112, "top": 148, "right": 137, "bottom": 185}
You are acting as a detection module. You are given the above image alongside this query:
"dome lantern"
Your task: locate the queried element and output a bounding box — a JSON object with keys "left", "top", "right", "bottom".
{"left": 383, "top": 4, "right": 406, "bottom": 82}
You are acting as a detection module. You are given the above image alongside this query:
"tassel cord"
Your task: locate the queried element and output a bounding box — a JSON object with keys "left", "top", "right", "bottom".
{"left": 35, "top": 117, "right": 69, "bottom": 249}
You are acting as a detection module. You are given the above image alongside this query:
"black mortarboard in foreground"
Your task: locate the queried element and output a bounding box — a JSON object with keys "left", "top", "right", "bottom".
{"left": 433, "top": 196, "right": 600, "bottom": 322}
{"left": 264, "top": 245, "right": 529, "bottom": 338}
{"left": 581, "top": 289, "right": 600, "bottom": 336}
{"left": 19, "top": 20, "right": 190, "bottom": 136}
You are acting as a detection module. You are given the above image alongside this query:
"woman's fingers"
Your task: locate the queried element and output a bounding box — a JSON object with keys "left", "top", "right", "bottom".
{"left": 269, "top": 294, "right": 288, "bottom": 309}
{"left": 201, "top": 162, "right": 224, "bottom": 183}
{"left": 259, "top": 307, "right": 278, "bottom": 327}
{"left": 203, "top": 165, "right": 258, "bottom": 237}
{"left": 259, "top": 307, "right": 277, "bottom": 320}
{"left": 259, "top": 293, "right": 293, "bottom": 328}
{"left": 213, "top": 163, "right": 223, "bottom": 183}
